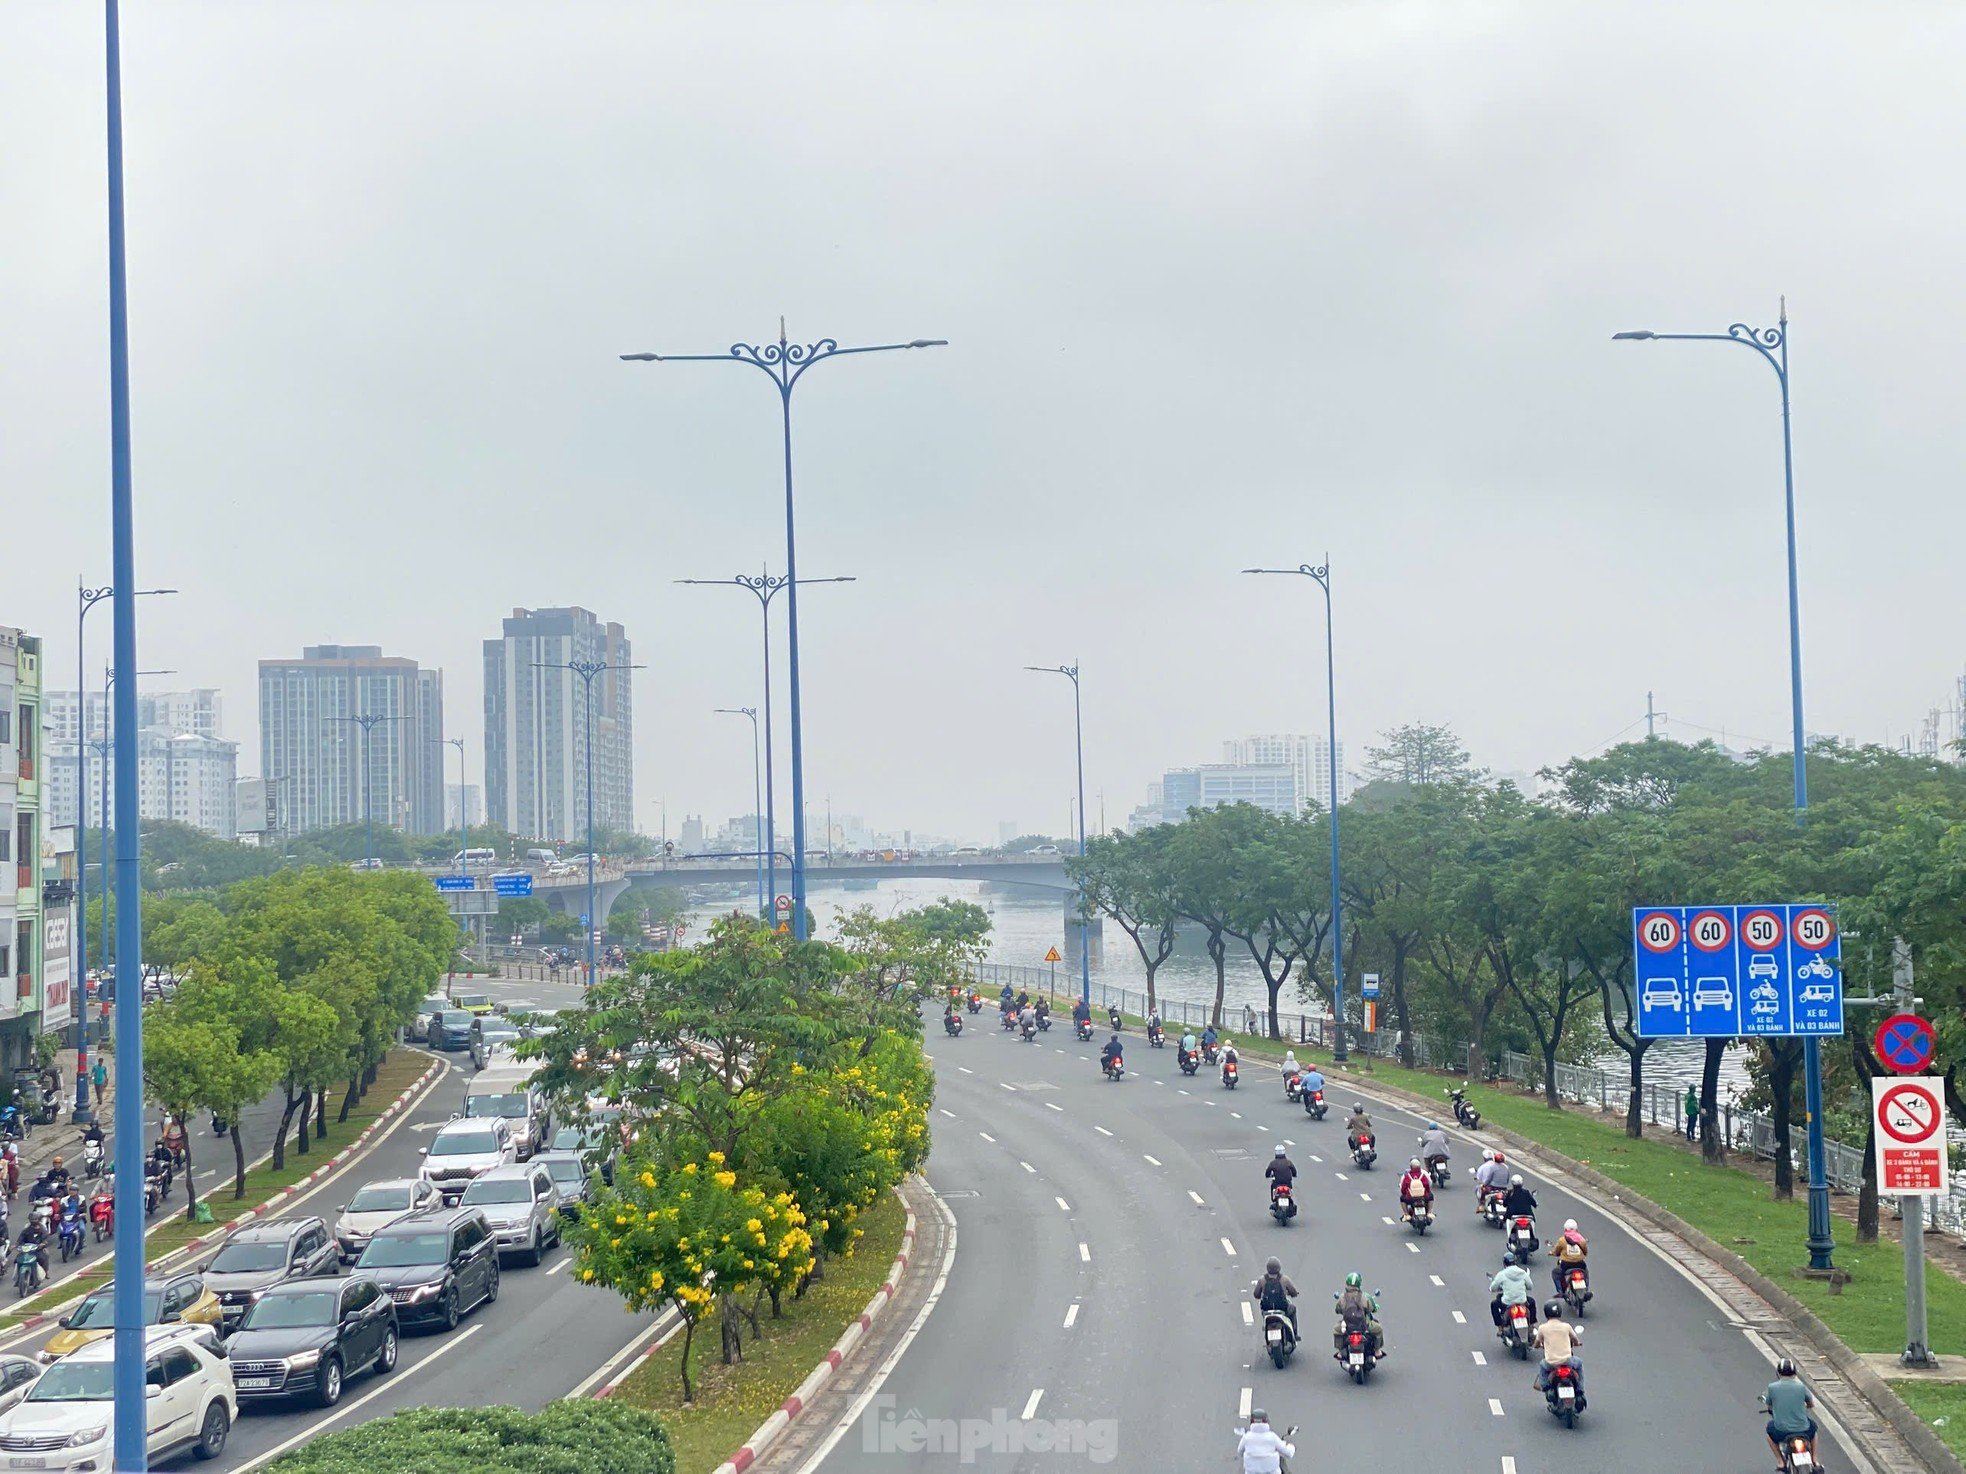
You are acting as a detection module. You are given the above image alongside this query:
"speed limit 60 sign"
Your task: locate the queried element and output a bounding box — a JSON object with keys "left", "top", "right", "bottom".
{"left": 1872, "top": 1077, "right": 1946, "bottom": 1195}
{"left": 1632, "top": 903, "right": 1842, "bottom": 1040}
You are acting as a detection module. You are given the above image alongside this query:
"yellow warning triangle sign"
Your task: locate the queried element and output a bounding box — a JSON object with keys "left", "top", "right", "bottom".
{"left": 775, "top": 922, "right": 791, "bottom": 935}
{"left": 1044, "top": 946, "right": 1063, "bottom": 963}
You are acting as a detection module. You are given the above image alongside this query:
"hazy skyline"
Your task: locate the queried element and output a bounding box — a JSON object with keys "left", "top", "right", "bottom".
{"left": 7, "top": 4, "right": 1966, "bottom": 840}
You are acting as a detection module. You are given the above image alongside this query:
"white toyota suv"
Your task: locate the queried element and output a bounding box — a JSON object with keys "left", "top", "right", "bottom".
{"left": 418, "top": 1116, "right": 516, "bottom": 1205}
{"left": 0, "top": 1324, "right": 235, "bottom": 1470}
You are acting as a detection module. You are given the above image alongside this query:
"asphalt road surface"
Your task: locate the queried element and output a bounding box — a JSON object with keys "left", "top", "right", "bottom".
{"left": 800, "top": 1015, "right": 1873, "bottom": 1474}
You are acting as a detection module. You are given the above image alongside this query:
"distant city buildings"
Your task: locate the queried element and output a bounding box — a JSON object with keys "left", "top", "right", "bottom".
{"left": 679, "top": 815, "right": 705, "bottom": 853}
{"left": 1160, "top": 762, "right": 1299, "bottom": 821}
{"left": 483, "top": 607, "right": 634, "bottom": 844}
{"left": 446, "top": 783, "right": 483, "bottom": 831}
{"left": 45, "top": 687, "right": 238, "bottom": 837}
{"left": 258, "top": 645, "right": 446, "bottom": 836}
{"left": 1223, "top": 733, "right": 1349, "bottom": 811}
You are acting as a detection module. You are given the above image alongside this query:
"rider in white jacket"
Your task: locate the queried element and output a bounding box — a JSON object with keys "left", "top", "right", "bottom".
{"left": 1237, "top": 1411, "right": 1295, "bottom": 1473}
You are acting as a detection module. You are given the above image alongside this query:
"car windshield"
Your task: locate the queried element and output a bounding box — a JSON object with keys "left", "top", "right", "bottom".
{"left": 454, "top": 995, "right": 490, "bottom": 1009}
{"left": 70, "top": 1288, "right": 163, "bottom": 1328}
{"left": 431, "top": 1131, "right": 498, "bottom": 1156}
{"left": 464, "top": 1094, "right": 529, "bottom": 1120}
{"left": 542, "top": 1158, "right": 582, "bottom": 1184}
{"left": 29, "top": 1363, "right": 116, "bottom": 1401}
{"left": 347, "top": 1185, "right": 413, "bottom": 1213}
{"left": 358, "top": 1232, "right": 447, "bottom": 1267}
{"left": 209, "top": 1241, "right": 289, "bottom": 1273}
{"left": 553, "top": 1125, "right": 609, "bottom": 1151}
{"left": 240, "top": 1291, "right": 337, "bottom": 1329}
{"left": 460, "top": 1180, "right": 530, "bottom": 1205}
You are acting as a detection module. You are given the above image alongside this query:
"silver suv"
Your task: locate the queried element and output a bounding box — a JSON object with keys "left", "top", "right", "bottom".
{"left": 418, "top": 1116, "right": 515, "bottom": 1204}
{"left": 457, "top": 1163, "right": 560, "bottom": 1266}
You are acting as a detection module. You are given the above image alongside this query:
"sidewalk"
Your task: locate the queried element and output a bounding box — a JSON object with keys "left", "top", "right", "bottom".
{"left": 9, "top": 1048, "right": 118, "bottom": 1186}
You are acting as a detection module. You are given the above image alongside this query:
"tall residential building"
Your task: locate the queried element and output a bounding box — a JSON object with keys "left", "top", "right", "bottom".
{"left": 1, "top": 626, "right": 50, "bottom": 1069}
{"left": 483, "top": 608, "right": 634, "bottom": 844}
{"left": 1224, "top": 734, "right": 1347, "bottom": 812}
{"left": 258, "top": 646, "right": 446, "bottom": 836}
{"left": 47, "top": 688, "right": 223, "bottom": 745}
{"left": 446, "top": 783, "right": 483, "bottom": 831}
{"left": 49, "top": 729, "right": 238, "bottom": 836}
{"left": 1159, "top": 762, "right": 1299, "bottom": 822}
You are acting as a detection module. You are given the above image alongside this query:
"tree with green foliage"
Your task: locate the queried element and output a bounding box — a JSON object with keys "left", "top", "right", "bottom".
{"left": 1073, "top": 826, "right": 1182, "bottom": 1016}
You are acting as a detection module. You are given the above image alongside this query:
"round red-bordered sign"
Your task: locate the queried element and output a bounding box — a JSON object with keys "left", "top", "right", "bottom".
{"left": 1637, "top": 912, "right": 1681, "bottom": 954}
{"left": 1740, "top": 909, "right": 1783, "bottom": 953}
{"left": 1791, "top": 908, "right": 1836, "bottom": 953}
{"left": 1877, "top": 1082, "right": 1940, "bottom": 1145}
{"left": 1873, "top": 1014, "right": 1936, "bottom": 1076}
{"left": 1688, "top": 910, "right": 1731, "bottom": 953}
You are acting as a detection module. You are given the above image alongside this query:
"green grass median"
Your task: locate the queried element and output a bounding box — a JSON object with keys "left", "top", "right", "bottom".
{"left": 611, "top": 1194, "right": 906, "bottom": 1474}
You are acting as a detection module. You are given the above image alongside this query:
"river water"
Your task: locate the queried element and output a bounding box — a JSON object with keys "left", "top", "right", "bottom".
{"left": 675, "top": 874, "right": 1749, "bottom": 1098}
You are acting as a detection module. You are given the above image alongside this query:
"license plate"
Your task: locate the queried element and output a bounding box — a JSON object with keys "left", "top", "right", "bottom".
{"left": 1348, "top": 1352, "right": 1364, "bottom": 1366}
{"left": 1266, "top": 1328, "right": 1282, "bottom": 1342}
{"left": 1558, "top": 1385, "right": 1575, "bottom": 1401}
{"left": 239, "top": 1376, "right": 276, "bottom": 1390}
{"left": 9, "top": 1458, "right": 48, "bottom": 1469}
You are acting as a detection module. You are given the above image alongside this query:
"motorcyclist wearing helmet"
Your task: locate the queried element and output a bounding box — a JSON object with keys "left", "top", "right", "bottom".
{"left": 1548, "top": 1217, "right": 1590, "bottom": 1297}
{"left": 1249, "top": 1256, "right": 1299, "bottom": 1336}
{"left": 1762, "top": 1358, "right": 1818, "bottom": 1464}
{"left": 1345, "top": 1104, "right": 1374, "bottom": 1153}
{"left": 1236, "top": 1408, "right": 1295, "bottom": 1474}
{"left": 1018, "top": 1002, "right": 1037, "bottom": 1036}
{"left": 1532, "top": 1301, "right": 1585, "bottom": 1404}
{"left": 1398, "top": 1158, "right": 1433, "bottom": 1219}
{"left": 1266, "top": 1145, "right": 1298, "bottom": 1197}
{"left": 1501, "top": 1174, "right": 1538, "bottom": 1219}
{"left": 1418, "top": 1121, "right": 1451, "bottom": 1173}
{"left": 1178, "top": 1030, "right": 1199, "bottom": 1069}
{"left": 1332, "top": 1270, "right": 1384, "bottom": 1359}
{"left": 1100, "top": 1034, "right": 1124, "bottom": 1071}
{"left": 1072, "top": 996, "right": 1092, "bottom": 1028}
{"left": 1473, "top": 1148, "right": 1510, "bottom": 1213}
{"left": 1489, "top": 1251, "right": 1538, "bottom": 1329}
{"left": 1280, "top": 1048, "right": 1301, "bottom": 1081}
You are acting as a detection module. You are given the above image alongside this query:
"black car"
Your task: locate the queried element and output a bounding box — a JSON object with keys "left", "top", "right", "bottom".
{"left": 226, "top": 1276, "right": 398, "bottom": 1407}
{"left": 203, "top": 1217, "right": 339, "bottom": 1327}
{"left": 353, "top": 1208, "right": 499, "bottom": 1332}
{"left": 432, "top": 1010, "right": 475, "bottom": 1052}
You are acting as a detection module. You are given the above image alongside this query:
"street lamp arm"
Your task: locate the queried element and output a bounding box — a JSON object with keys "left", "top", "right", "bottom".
{"left": 623, "top": 336, "right": 946, "bottom": 394}
{"left": 1612, "top": 324, "right": 1786, "bottom": 384}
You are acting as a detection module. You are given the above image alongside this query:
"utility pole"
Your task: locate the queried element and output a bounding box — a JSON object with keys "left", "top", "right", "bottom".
{"left": 1645, "top": 691, "right": 1659, "bottom": 739}
{"left": 1893, "top": 938, "right": 1938, "bottom": 1368}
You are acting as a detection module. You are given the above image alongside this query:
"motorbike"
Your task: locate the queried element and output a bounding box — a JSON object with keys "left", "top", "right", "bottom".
{"left": 1107, "top": 1007, "right": 1123, "bottom": 1032}
{"left": 12, "top": 1244, "right": 39, "bottom": 1299}
{"left": 212, "top": 1114, "right": 229, "bottom": 1137}
{"left": 0, "top": 1106, "right": 26, "bottom": 1143}
{"left": 89, "top": 1190, "right": 113, "bottom": 1243}
{"left": 1022, "top": 1019, "right": 1038, "bottom": 1042}
{"left": 966, "top": 992, "right": 982, "bottom": 1015}
{"left": 1772, "top": 1429, "right": 1819, "bottom": 1472}
{"left": 1261, "top": 1308, "right": 1297, "bottom": 1369}
{"left": 1178, "top": 1047, "right": 1200, "bottom": 1077}
{"left": 1544, "top": 1361, "right": 1585, "bottom": 1428}
{"left": 1557, "top": 1262, "right": 1592, "bottom": 1316}
{"left": 82, "top": 1139, "right": 104, "bottom": 1180}
{"left": 142, "top": 1176, "right": 162, "bottom": 1217}
{"left": 1508, "top": 1216, "right": 1539, "bottom": 1261}
{"left": 1337, "top": 1326, "right": 1376, "bottom": 1384}
{"left": 1283, "top": 1070, "right": 1304, "bottom": 1103}
{"left": 1000, "top": 1009, "right": 1020, "bottom": 1033}
{"left": 1497, "top": 1300, "right": 1533, "bottom": 1359}
{"left": 1201, "top": 1041, "right": 1220, "bottom": 1067}
{"left": 30, "top": 1201, "right": 54, "bottom": 1243}
{"left": 1402, "top": 1196, "right": 1433, "bottom": 1234}
{"left": 57, "top": 1209, "right": 84, "bottom": 1264}
{"left": 1424, "top": 1152, "right": 1450, "bottom": 1189}
{"left": 943, "top": 1014, "right": 964, "bottom": 1037}
{"left": 1483, "top": 1191, "right": 1508, "bottom": 1230}
{"left": 1447, "top": 1087, "right": 1482, "bottom": 1130}
{"left": 1075, "top": 1019, "right": 1095, "bottom": 1042}
{"left": 1101, "top": 1055, "right": 1125, "bottom": 1082}
{"left": 1037, "top": 1014, "right": 1051, "bottom": 1032}
{"left": 1147, "top": 1022, "right": 1165, "bottom": 1048}
{"left": 1350, "top": 1134, "right": 1377, "bottom": 1170}
{"left": 1269, "top": 1183, "right": 1296, "bottom": 1226}
{"left": 1221, "top": 1059, "right": 1239, "bottom": 1090}
{"left": 1304, "top": 1088, "right": 1328, "bottom": 1120}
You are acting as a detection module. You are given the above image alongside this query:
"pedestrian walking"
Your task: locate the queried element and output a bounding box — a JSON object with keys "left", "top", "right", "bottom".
{"left": 90, "top": 1059, "right": 107, "bottom": 1108}
{"left": 1683, "top": 1085, "right": 1700, "bottom": 1143}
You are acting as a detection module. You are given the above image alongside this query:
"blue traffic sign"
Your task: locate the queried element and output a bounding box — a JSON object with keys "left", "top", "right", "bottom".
{"left": 1360, "top": 973, "right": 1381, "bottom": 1001}
{"left": 1632, "top": 903, "right": 1842, "bottom": 1038}
{"left": 433, "top": 875, "right": 475, "bottom": 893}
{"left": 492, "top": 872, "right": 535, "bottom": 898}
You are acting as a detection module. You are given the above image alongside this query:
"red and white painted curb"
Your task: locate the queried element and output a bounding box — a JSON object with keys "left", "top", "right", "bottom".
{"left": 13, "top": 1055, "right": 446, "bottom": 1333}
{"left": 707, "top": 1194, "right": 920, "bottom": 1474}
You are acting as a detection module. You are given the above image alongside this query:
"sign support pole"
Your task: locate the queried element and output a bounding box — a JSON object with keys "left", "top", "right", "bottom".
{"left": 1891, "top": 942, "right": 1937, "bottom": 1368}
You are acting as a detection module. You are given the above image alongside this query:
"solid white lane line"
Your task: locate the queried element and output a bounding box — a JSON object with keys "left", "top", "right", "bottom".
{"left": 979, "top": 1132, "right": 996, "bottom": 1143}
{"left": 1488, "top": 1398, "right": 1505, "bottom": 1417}
{"left": 1094, "top": 1125, "right": 1113, "bottom": 1136}
{"left": 1063, "top": 1303, "right": 1079, "bottom": 1329}
{"left": 1220, "top": 1238, "right": 1237, "bottom": 1256}
{"left": 1045, "top": 1102, "right": 1064, "bottom": 1113}
{"left": 1079, "top": 1242, "right": 1091, "bottom": 1262}
{"left": 1239, "top": 1386, "right": 1253, "bottom": 1419}
{"left": 938, "top": 1109, "right": 956, "bottom": 1118}
{"left": 1142, "top": 1154, "right": 1162, "bottom": 1167}
{"left": 999, "top": 1082, "right": 1017, "bottom": 1092}
{"left": 546, "top": 1254, "right": 571, "bottom": 1275}
{"left": 1429, "top": 1274, "right": 1445, "bottom": 1287}
{"left": 1452, "top": 1311, "right": 1467, "bottom": 1325}
{"left": 1020, "top": 1162, "right": 1036, "bottom": 1174}
{"left": 1241, "top": 1301, "right": 1254, "bottom": 1325}
{"left": 1055, "top": 1197, "right": 1071, "bottom": 1212}
{"left": 958, "top": 1066, "right": 974, "bottom": 1074}
{"left": 232, "top": 1324, "right": 487, "bottom": 1472}
{"left": 1023, "top": 1389, "right": 1045, "bottom": 1420}
{"left": 1189, "top": 1191, "right": 1206, "bottom": 1206}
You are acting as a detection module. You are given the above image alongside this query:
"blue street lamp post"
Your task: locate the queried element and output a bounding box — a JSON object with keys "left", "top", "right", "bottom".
{"left": 715, "top": 708, "right": 765, "bottom": 916}
{"left": 1024, "top": 664, "right": 1091, "bottom": 1008}
{"left": 331, "top": 713, "right": 402, "bottom": 868}
{"left": 624, "top": 325, "right": 944, "bottom": 938}
{"left": 71, "top": 582, "right": 171, "bottom": 1119}
{"left": 678, "top": 572, "right": 855, "bottom": 921}
{"left": 1614, "top": 304, "right": 1832, "bottom": 1271}
{"left": 1243, "top": 561, "right": 1346, "bottom": 1059}
{"left": 536, "top": 659, "right": 642, "bottom": 986}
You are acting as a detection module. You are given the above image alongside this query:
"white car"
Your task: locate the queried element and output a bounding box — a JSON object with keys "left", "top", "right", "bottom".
{"left": 1692, "top": 977, "right": 1733, "bottom": 1011}
{"left": 0, "top": 1324, "right": 234, "bottom": 1470}
{"left": 1747, "top": 954, "right": 1779, "bottom": 981}
{"left": 1641, "top": 977, "right": 1681, "bottom": 1011}
{"left": 334, "top": 1178, "right": 445, "bottom": 1263}
{"left": 419, "top": 1117, "right": 517, "bottom": 1204}
{"left": 0, "top": 1357, "right": 41, "bottom": 1415}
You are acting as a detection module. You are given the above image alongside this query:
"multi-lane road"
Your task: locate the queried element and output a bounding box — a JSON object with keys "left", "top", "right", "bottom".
{"left": 791, "top": 1014, "right": 1875, "bottom": 1474}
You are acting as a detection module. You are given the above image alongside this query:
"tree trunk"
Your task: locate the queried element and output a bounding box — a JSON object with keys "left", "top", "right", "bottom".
{"left": 1625, "top": 1046, "right": 1646, "bottom": 1140}
{"left": 271, "top": 1088, "right": 301, "bottom": 1172}
{"left": 1540, "top": 1037, "right": 1562, "bottom": 1109}
{"left": 718, "top": 1296, "right": 742, "bottom": 1364}
{"left": 1857, "top": 1112, "right": 1879, "bottom": 1243}
{"left": 296, "top": 1089, "right": 311, "bottom": 1156}
{"left": 677, "top": 1317, "right": 696, "bottom": 1404}
{"left": 1699, "top": 1039, "right": 1726, "bottom": 1165}
{"left": 338, "top": 1077, "right": 359, "bottom": 1124}
{"left": 231, "top": 1121, "right": 249, "bottom": 1199}
{"left": 1768, "top": 1043, "right": 1797, "bottom": 1200}
{"left": 1390, "top": 941, "right": 1415, "bottom": 1068}
{"left": 745, "top": 1286, "right": 765, "bottom": 1341}
{"left": 314, "top": 1088, "right": 330, "bottom": 1142}
{"left": 1206, "top": 929, "right": 1227, "bottom": 1030}
{"left": 768, "top": 1282, "right": 783, "bottom": 1318}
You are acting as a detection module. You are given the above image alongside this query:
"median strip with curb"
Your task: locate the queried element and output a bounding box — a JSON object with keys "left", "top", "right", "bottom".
{"left": 10, "top": 1053, "right": 447, "bottom": 1334}
{"left": 707, "top": 1182, "right": 923, "bottom": 1474}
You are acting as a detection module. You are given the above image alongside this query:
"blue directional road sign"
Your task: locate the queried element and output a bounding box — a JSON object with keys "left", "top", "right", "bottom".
{"left": 432, "top": 875, "right": 475, "bottom": 893}
{"left": 491, "top": 872, "right": 535, "bottom": 898}
{"left": 1632, "top": 903, "right": 1842, "bottom": 1039}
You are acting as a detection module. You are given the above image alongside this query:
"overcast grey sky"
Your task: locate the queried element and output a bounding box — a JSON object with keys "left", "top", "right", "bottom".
{"left": 6, "top": 2, "right": 1965, "bottom": 840}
